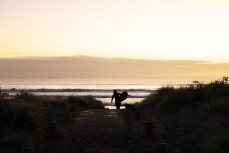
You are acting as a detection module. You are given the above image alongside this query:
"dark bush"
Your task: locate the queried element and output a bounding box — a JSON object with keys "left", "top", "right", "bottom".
{"left": 67, "top": 96, "right": 104, "bottom": 109}
{"left": 139, "top": 77, "right": 229, "bottom": 112}
{"left": 14, "top": 108, "right": 37, "bottom": 130}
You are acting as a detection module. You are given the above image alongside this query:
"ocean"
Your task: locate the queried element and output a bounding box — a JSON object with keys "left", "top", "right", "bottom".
{"left": 0, "top": 78, "right": 194, "bottom": 108}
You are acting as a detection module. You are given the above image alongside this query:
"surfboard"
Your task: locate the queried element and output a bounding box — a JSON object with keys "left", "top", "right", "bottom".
{"left": 120, "top": 91, "right": 128, "bottom": 102}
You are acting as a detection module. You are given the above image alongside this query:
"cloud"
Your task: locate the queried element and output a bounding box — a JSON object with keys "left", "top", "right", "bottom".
{"left": 0, "top": 56, "right": 228, "bottom": 79}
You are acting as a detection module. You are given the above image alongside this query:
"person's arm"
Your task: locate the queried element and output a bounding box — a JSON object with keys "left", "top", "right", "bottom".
{"left": 111, "top": 95, "right": 114, "bottom": 103}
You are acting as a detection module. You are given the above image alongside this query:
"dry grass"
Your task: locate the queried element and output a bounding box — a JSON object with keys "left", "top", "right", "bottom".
{"left": 0, "top": 91, "right": 104, "bottom": 152}
{"left": 138, "top": 77, "right": 229, "bottom": 153}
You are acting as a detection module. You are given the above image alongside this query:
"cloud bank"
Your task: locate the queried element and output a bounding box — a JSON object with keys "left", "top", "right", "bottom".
{"left": 0, "top": 56, "right": 228, "bottom": 79}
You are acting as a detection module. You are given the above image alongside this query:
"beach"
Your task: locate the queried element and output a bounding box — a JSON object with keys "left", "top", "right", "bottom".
{"left": 0, "top": 78, "right": 194, "bottom": 107}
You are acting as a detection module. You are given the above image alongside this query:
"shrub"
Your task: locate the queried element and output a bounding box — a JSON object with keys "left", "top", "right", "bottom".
{"left": 0, "top": 92, "right": 38, "bottom": 139}
{"left": 82, "top": 96, "right": 104, "bottom": 109}
{"left": 0, "top": 133, "right": 30, "bottom": 150}
{"left": 157, "top": 86, "right": 175, "bottom": 97}
{"left": 67, "top": 96, "right": 85, "bottom": 108}
{"left": 204, "top": 130, "right": 229, "bottom": 153}
{"left": 67, "top": 96, "right": 104, "bottom": 109}
{"left": 200, "top": 98, "right": 229, "bottom": 114}
{"left": 14, "top": 107, "right": 37, "bottom": 131}
{"left": 0, "top": 90, "right": 9, "bottom": 104}
{"left": 139, "top": 77, "right": 229, "bottom": 112}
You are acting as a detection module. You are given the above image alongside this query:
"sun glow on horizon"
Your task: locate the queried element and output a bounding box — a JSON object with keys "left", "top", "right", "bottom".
{"left": 1, "top": 0, "right": 229, "bottom": 62}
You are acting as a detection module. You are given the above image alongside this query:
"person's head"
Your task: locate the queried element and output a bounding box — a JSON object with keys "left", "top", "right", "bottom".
{"left": 113, "top": 90, "right": 117, "bottom": 94}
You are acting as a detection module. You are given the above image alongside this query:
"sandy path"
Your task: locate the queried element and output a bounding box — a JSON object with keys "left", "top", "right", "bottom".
{"left": 35, "top": 109, "right": 165, "bottom": 153}
{"left": 69, "top": 109, "right": 129, "bottom": 153}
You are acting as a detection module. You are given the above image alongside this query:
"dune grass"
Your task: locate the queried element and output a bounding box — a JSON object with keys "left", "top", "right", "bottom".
{"left": 67, "top": 95, "right": 105, "bottom": 109}
{"left": 138, "top": 77, "right": 229, "bottom": 153}
{"left": 139, "top": 77, "right": 229, "bottom": 112}
{"left": 0, "top": 91, "right": 104, "bottom": 151}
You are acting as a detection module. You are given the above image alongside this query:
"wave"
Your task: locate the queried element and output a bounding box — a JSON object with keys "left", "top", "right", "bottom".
{"left": 1, "top": 88, "right": 154, "bottom": 100}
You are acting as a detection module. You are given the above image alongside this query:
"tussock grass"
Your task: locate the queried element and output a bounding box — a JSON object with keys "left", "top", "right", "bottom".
{"left": 204, "top": 129, "right": 229, "bottom": 153}
{"left": 138, "top": 77, "right": 229, "bottom": 153}
{"left": 0, "top": 91, "right": 104, "bottom": 151}
{"left": 139, "top": 77, "right": 229, "bottom": 113}
{"left": 67, "top": 95, "right": 104, "bottom": 109}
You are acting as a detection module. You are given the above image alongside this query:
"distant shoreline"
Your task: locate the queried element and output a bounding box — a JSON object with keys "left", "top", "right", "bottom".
{"left": 0, "top": 88, "right": 153, "bottom": 106}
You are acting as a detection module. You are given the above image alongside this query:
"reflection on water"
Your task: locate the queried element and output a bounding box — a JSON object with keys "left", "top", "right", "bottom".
{"left": 97, "top": 98, "right": 145, "bottom": 105}
{"left": 105, "top": 105, "right": 125, "bottom": 109}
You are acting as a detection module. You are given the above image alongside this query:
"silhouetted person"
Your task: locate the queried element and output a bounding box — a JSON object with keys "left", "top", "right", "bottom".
{"left": 111, "top": 90, "right": 128, "bottom": 109}
{"left": 111, "top": 90, "right": 121, "bottom": 109}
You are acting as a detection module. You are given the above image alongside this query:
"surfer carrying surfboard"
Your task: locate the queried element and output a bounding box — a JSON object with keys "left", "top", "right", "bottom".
{"left": 111, "top": 90, "right": 128, "bottom": 109}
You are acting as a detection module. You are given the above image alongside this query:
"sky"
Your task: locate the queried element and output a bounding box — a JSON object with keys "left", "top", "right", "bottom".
{"left": 0, "top": 0, "right": 229, "bottom": 79}
{"left": 1, "top": 0, "right": 229, "bottom": 61}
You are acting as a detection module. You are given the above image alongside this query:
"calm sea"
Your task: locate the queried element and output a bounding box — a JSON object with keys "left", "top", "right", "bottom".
{"left": 0, "top": 78, "right": 193, "bottom": 107}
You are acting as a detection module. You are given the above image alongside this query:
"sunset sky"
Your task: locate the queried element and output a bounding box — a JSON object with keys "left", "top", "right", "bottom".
{"left": 0, "top": 0, "right": 229, "bottom": 79}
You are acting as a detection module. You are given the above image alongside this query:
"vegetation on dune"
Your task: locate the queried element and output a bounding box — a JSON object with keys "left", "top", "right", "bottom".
{"left": 0, "top": 91, "right": 104, "bottom": 151}
{"left": 138, "top": 77, "right": 229, "bottom": 153}
{"left": 67, "top": 95, "right": 104, "bottom": 109}
{"left": 139, "top": 76, "right": 229, "bottom": 112}
{"left": 1, "top": 77, "right": 229, "bottom": 153}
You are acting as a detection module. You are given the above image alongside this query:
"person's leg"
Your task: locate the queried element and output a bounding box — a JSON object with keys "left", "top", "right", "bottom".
{"left": 115, "top": 102, "right": 118, "bottom": 109}
{"left": 117, "top": 102, "right": 121, "bottom": 109}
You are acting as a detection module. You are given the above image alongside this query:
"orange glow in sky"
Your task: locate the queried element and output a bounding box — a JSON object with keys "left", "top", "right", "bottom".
{"left": 1, "top": 0, "right": 229, "bottom": 62}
